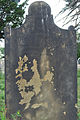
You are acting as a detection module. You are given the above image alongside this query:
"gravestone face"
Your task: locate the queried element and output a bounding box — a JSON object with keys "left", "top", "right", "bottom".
{"left": 5, "top": 1, "right": 77, "bottom": 120}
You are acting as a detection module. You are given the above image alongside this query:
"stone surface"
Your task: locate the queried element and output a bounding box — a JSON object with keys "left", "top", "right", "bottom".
{"left": 5, "top": 1, "right": 77, "bottom": 120}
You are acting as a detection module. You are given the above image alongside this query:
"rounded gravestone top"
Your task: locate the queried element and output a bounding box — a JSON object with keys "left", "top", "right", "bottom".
{"left": 28, "top": 1, "right": 51, "bottom": 16}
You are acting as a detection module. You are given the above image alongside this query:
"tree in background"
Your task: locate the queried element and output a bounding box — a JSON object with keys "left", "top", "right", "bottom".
{"left": 12, "top": 0, "right": 20, "bottom": 3}
{"left": 77, "top": 42, "right": 80, "bottom": 58}
{"left": 57, "top": 0, "right": 80, "bottom": 58}
{"left": 58, "top": 0, "right": 80, "bottom": 30}
{"left": 56, "top": 0, "right": 80, "bottom": 31}
{"left": 0, "top": 48, "right": 4, "bottom": 59}
{"left": 0, "top": 0, "right": 28, "bottom": 39}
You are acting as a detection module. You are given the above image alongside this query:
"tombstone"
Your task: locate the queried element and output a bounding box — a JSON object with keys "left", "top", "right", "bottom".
{"left": 5, "top": 1, "right": 77, "bottom": 120}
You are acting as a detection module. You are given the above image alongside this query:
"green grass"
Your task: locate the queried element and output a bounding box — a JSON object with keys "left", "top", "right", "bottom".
{"left": 77, "top": 68, "right": 80, "bottom": 106}
{"left": 0, "top": 69, "right": 80, "bottom": 120}
{"left": 77, "top": 68, "right": 80, "bottom": 120}
{"left": 0, "top": 72, "right": 5, "bottom": 120}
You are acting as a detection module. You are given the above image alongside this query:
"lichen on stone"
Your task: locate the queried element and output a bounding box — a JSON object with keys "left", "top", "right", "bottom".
{"left": 15, "top": 55, "right": 54, "bottom": 110}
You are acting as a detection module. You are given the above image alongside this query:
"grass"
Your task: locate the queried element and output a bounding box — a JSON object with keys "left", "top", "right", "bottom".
{"left": 0, "top": 71, "right": 5, "bottom": 120}
{"left": 77, "top": 68, "right": 80, "bottom": 120}
{"left": 0, "top": 69, "right": 80, "bottom": 120}
{"left": 77, "top": 69, "right": 80, "bottom": 105}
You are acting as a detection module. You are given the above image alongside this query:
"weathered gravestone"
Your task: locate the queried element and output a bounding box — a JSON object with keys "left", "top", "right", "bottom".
{"left": 5, "top": 1, "right": 77, "bottom": 120}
